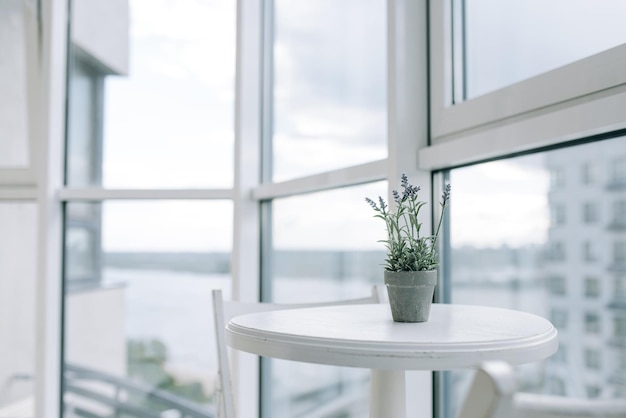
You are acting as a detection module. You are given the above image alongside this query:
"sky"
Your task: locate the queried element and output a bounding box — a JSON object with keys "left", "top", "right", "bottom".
{"left": 465, "top": 0, "right": 626, "bottom": 98}
{"left": 96, "top": 0, "right": 625, "bottom": 252}
{"left": 449, "top": 156, "right": 550, "bottom": 248}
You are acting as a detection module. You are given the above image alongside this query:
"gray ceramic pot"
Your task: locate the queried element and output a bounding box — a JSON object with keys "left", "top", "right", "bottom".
{"left": 384, "top": 270, "right": 437, "bottom": 322}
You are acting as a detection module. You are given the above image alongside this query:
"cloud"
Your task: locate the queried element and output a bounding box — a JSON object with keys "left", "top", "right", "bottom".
{"left": 450, "top": 157, "right": 550, "bottom": 248}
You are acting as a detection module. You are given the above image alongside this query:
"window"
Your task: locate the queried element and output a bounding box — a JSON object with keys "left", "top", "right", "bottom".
{"left": 612, "top": 200, "right": 626, "bottom": 227}
{"left": 263, "top": 2, "right": 388, "bottom": 413}
{"left": 62, "top": 1, "right": 237, "bottom": 416}
{"left": 547, "top": 242, "right": 566, "bottom": 262}
{"left": 547, "top": 276, "right": 566, "bottom": 296}
{"left": 585, "top": 312, "right": 601, "bottom": 334}
{"left": 583, "top": 241, "right": 597, "bottom": 263}
{"left": 547, "top": 242, "right": 565, "bottom": 262}
{"left": 551, "top": 346, "right": 567, "bottom": 364}
{"left": 586, "top": 386, "right": 601, "bottom": 398}
{"left": 551, "top": 167, "right": 565, "bottom": 188}
{"left": 583, "top": 202, "right": 599, "bottom": 224}
{"left": 550, "top": 309, "right": 568, "bottom": 329}
{"left": 618, "top": 350, "right": 626, "bottom": 370}
{"left": 547, "top": 378, "right": 566, "bottom": 396}
{"left": 271, "top": 0, "right": 387, "bottom": 181}
{"left": 551, "top": 204, "right": 565, "bottom": 226}
{"left": 610, "top": 157, "right": 626, "bottom": 186}
{"left": 101, "top": 2, "right": 235, "bottom": 189}
{"left": 17, "top": 0, "right": 626, "bottom": 415}
{"left": 460, "top": 0, "right": 626, "bottom": 99}
{"left": 584, "top": 277, "right": 600, "bottom": 298}
{"left": 584, "top": 349, "right": 601, "bottom": 370}
{"left": 616, "top": 276, "right": 626, "bottom": 298}
{"left": 426, "top": 0, "right": 626, "bottom": 415}
{"left": 264, "top": 183, "right": 386, "bottom": 415}
{"left": 439, "top": 138, "right": 626, "bottom": 417}
{"left": 616, "top": 317, "right": 626, "bottom": 338}
{"left": 581, "top": 162, "right": 596, "bottom": 185}
{"left": 614, "top": 241, "right": 626, "bottom": 265}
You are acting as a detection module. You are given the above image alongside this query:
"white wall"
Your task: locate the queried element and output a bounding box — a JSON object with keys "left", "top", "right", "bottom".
{"left": 0, "top": 203, "right": 37, "bottom": 408}
{"left": 0, "top": 0, "right": 30, "bottom": 167}
{"left": 71, "top": 0, "right": 129, "bottom": 75}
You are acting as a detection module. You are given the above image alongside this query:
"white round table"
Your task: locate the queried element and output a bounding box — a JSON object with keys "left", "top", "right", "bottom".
{"left": 226, "top": 303, "right": 558, "bottom": 418}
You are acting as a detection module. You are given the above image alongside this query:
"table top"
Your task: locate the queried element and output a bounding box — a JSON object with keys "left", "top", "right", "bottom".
{"left": 226, "top": 303, "right": 558, "bottom": 370}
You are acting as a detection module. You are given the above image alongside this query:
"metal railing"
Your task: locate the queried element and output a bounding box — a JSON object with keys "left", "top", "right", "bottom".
{"left": 64, "top": 364, "right": 214, "bottom": 418}
{"left": 64, "top": 363, "right": 369, "bottom": 418}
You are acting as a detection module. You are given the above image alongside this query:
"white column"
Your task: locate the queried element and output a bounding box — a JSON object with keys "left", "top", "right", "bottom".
{"left": 232, "top": 0, "right": 264, "bottom": 417}
{"left": 387, "top": 1, "right": 433, "bottom": 417}
{"left": 370, "top": 370, "right": 407, "bottom": 418}
{"left": 35, "top": 0, "right": 67, "bottom": 416}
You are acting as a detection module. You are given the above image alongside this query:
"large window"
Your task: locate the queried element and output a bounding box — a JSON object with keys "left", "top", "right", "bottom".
{"left": 461, "top": 0, "right": 626, "bottom": 99}
{"left": 13, "top": 0, "right": 626, "bottom": 415}
{"left": 439, "top": 136, "right": 626, "bottom": 418}
{"left": 102, "top": 0, "right": 235, "bottom": 189}
{"left": 261, "top": 1, "right": 388, "bottom": 416}
{"left": 271, "top": 0, "right": 386, "bottom": 181}
{"left": 62, "top": 1, "right": 235, "bottom": 416}
{"left": 263, "top": 183, "right": 386, "bottom": 417}
{"left": 60, "top": 0, "right": 390, "bottom": 417}
{"left": 64, "top": 201, "right": 232, "bottom": 415}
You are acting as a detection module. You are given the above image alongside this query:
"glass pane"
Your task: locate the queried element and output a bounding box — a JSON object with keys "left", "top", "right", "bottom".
{"left": 0, "top": 203, "right": 37, "bottom": 415}
{"left": 441, "top": 135, "right": 626, "bottom": 418}
{"left": 272, "top": 0, "right": 387, "bottom": 181}
{"left": 68, "top": 0, "right": 236, "bottom": 188}
{"left": 63, "top": 200, "right": 232, "bottom": 416}
{"left": 0, "top": 0, "right": 30, "bottom": 168}
{"left": 266, "top": 182, "right": 386, "bottom": 417}
{"left": 463, "top": 0, "right": 626, "bottom": 99}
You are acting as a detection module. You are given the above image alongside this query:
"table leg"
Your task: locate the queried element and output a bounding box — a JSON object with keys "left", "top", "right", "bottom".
{"left": 369, "top": 369, "right": 406, "bottom": 418}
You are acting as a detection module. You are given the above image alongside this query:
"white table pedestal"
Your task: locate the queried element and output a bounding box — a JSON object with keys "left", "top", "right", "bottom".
{"left": 370, "top": 369, "right": 406, "bottom": 418}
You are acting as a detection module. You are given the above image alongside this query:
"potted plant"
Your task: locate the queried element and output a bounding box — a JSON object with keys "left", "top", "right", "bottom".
{"left": 366, "top": 174, "right": 450, "bottom": 322}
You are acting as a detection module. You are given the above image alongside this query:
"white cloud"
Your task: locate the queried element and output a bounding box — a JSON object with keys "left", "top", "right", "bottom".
{"left": 450, "top": 159, "right": 550, "bottom": 248}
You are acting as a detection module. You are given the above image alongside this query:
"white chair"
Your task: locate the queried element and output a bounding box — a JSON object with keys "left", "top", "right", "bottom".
{"left": 457, "top": 361, "right": 626, "bottom": 418}
{"left": 211, "top": 286, "right": 384, "bottom": 418}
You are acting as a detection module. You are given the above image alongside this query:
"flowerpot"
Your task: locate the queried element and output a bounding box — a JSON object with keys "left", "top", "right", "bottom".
{"left": 384, "top": 270, "right": 437, "bottom": 322}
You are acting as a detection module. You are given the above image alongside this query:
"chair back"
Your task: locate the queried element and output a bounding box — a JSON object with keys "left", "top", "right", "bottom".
{"left": 211, "top": 286, "right": 384, "bottom": 418}
{"left": 457, "top": 361, "right": 626, "bottom": 418}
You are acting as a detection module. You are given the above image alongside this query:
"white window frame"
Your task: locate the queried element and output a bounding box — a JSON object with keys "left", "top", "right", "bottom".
{"left": 32, "top": 0, "right": 435, "bottom": 417}
{"left": 239, "top": 0, "right": 434, "bottom": 416}
{"left": 424, "top": 0, "right": 626, "bottom": 170}
{"left": 426, "top": 2, "right": 626, "bottom": 416}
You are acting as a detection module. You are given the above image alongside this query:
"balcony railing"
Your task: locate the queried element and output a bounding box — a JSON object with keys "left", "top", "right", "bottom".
{"left": 64, "top": 363, "right": 214, "bottom": 418}
{"left": 64, "top": 363, "right": 369, "bottom": 418}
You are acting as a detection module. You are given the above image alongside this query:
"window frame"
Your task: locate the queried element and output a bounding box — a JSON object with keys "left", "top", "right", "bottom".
{"left": 253, "top": 1, "right": 434, "bottom": 416}
{"left": 424, "top": 0, "right": 626, "bottom": 171}
{"left": 428, "top": 2, "right": 626, "bottom": 417}
{"left": 33, "top": 0, "right": 626, "bottom": 417}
